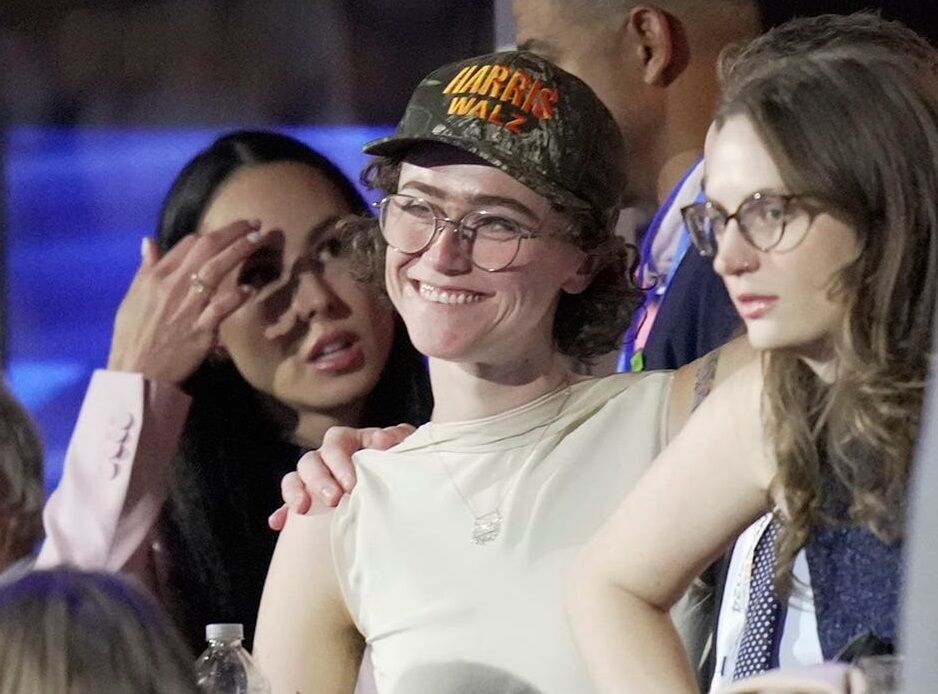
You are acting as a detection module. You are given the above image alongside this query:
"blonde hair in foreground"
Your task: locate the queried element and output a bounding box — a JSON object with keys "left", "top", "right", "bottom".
{"left": 0, "top": 568, "right": 199, "bottom": 694}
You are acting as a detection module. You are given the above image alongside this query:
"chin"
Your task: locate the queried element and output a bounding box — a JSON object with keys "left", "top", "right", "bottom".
{"left": 410, "top": 343, "right": 468, "bottom": 362}
{"left": 745, "top": 325, "right": 829, "bottom": 356}
{"left": 282, "top": 368, "right": 381, "bottom": 411}
{"left": 287, "top": 386, "right": 371, "bottom": 414}
{"left": 743, "top": 324, "right": 786, "bottom": 352}
{"left": 405, "top": 326, "right": 478, "bottom": 361}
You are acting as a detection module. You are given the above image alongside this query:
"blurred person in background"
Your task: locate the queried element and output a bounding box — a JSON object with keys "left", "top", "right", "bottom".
{"left": 512, "top": 0, "right": 759, "bottom": 373}
{"left": 511, "top": 0, "right": 935, "bottom": 376}
{"left": 35, "top": 130, "right": 432, "bottom": 653}
{"left": 0, "top": 567, "right": 199, "bottom": 694}
{"left": 0, "top": 381, "right": 44, "bottom": 585}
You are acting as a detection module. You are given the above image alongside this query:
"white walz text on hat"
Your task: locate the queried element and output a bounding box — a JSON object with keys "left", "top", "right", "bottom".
{"left": 442, "top": 63, "right": 559, "bottom": 133}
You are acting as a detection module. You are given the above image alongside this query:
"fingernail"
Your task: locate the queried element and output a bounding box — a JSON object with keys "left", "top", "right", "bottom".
{"left": 340, "top": 474, "right": 355, "bottom": 490}
{"left": 238, "top": 284, "right": 256, "bottom": 295}
{"left": 140, "top": 237, "right": 150, "bottom": 258}
{"left": 321, "top": 485, "right": 336, "bottom": 501}
{"left": 247, "top": 230, "right": 262, "bottom": 243}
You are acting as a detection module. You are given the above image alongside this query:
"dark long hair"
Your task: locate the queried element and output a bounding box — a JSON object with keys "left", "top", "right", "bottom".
{"left": 154, "top": 130, "right": 432, "bottom": 651}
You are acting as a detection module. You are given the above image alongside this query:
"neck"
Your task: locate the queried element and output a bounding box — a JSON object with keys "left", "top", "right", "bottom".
{"left": 293, "top": 405, "right": 365, "bottom": 449}
{"left": 629, "top": 118, "right": 706, "bottom": 207}
{"left": 656, "top": 148, "right": 703, "bottom": 203}
{"left": 800, "top": 355, "right": 838, "bottom": 385}
{"left": 796, "top": 339, "right": 839, "bottom": 384}
{"left": 258, "top": 393, "right": 365, "bottom": 449}
{"left": 645, "top": 61, "right": 720, "bottom": 204}
{"left": 428, "top": 353, "right": 575, "bottom": 423}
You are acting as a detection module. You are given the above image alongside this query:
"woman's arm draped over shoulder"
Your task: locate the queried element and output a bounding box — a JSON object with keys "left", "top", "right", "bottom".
{"left": 36, "top": 370, "right": 191, "bottom": 591}
{"left": 569, "top": 358, "right": 774, "bottom": 694}
{"left": 255, "top": 510, "right": 363, "bottom": 694}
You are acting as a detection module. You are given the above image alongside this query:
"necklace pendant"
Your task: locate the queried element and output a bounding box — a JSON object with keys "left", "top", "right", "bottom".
{"left": 472, "top": 511, "right": 503, "bottom": 545}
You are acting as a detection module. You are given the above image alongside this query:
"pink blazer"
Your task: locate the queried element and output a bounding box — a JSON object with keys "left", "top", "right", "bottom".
{"left": 35, "top": 369, "right": 378, "bottom": 693}
{"left": 35, "top": 369, "right": 191, "bottom": 599}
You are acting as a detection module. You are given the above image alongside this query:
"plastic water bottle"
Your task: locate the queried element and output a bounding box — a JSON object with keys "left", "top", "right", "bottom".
{"left": 195, "top": 623, "right": 271, "bottom": 694}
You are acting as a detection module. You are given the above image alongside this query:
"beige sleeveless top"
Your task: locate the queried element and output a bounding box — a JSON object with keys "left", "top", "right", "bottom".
{"left": 332, "top": 372, "right": 679, "bottom": 694}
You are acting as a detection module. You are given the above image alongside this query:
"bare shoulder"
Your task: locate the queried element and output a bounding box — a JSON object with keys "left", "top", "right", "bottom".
{"left": 667, "top": 335, "right": 758, "bottom": 443}
{"left": 669, "top": 354, "right": 773, "bottom": 492}
{"left": 259, "top": 508, "right": 348, "bottom": 630}
{"left": 270, "top": 508, "right": 340, "bottom": 575}
{"left": 255, "top": 508, "right": 363, "bottom": 692}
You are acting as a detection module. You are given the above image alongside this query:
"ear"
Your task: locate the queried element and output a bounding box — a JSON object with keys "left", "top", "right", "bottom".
{"left": 561, "top": 250, "right": 600, "bottom": 296}
{"left": 626, "top": 5, "right": 675, "bottom": 87}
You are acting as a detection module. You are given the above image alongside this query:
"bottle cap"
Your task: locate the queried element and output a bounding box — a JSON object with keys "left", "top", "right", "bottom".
{"left": 206, "top": 623, "right": 243, "bottom": 641}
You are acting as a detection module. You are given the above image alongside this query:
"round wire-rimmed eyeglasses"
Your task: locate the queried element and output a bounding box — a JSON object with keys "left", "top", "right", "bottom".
{"left": 374, "top": 193, "right": 542, "bottom": 272}
{"left": 681, "top": 191, "right": 820, "bottom": 257}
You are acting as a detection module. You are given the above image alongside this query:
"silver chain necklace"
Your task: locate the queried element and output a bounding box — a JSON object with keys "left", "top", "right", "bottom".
{"left": 432, "top": 378, "right": 574, "bottom": 545}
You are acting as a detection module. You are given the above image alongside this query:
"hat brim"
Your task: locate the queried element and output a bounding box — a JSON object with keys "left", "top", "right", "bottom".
{"left": 363, "top": 133, "right": 591, "bottom": 212}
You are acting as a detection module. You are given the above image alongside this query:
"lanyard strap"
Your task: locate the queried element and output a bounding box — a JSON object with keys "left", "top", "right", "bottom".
{"left": 636, "top": 160, "right": 701, "bottom": 286}
{"left": 621, "top": 165, "right": 706, "bottom": 372}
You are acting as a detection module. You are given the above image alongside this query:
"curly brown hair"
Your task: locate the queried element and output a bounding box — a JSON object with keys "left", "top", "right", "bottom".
{"left": 339, "top": 154, "right": 642, "bottom": 362}
{"left": 718, "top": 37, "right": 938, "bottom": 595}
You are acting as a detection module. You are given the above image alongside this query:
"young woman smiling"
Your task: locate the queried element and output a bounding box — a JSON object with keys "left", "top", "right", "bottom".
{"left": 254, "top": 51, "right": 754, "bottom": 694}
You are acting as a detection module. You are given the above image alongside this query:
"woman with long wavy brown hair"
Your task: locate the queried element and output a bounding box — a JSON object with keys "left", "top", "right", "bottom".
{"left": 570, "top": 17, "right": 938, "bottom": 693}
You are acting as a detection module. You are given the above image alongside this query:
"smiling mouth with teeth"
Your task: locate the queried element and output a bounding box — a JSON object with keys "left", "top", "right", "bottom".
{"left": 418, "top": 282, "right": 484, "bottom": 305}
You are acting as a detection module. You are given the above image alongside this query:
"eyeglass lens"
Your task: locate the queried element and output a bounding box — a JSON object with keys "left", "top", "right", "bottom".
{"left": 379, "top": 194, "right": 525, "bottom": 271}
{"left": 685, "top": 194, "right": 794, "bottom": 255}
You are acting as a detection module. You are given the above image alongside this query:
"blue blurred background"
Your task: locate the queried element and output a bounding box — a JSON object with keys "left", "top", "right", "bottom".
{"left": 0, "top": 0, "right": 496, "bottom": 496}
{"left": 3, "top": 125, "right": 389, "bottom": 492}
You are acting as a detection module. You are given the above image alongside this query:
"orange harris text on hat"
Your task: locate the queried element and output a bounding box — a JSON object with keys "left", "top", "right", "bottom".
{"left": 442, "top": 64, "right": 559, "bottom": 133}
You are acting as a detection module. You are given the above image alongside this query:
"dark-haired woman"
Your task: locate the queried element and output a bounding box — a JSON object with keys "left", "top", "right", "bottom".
{"left": 36, "top": 130, "right": 432, "bottom": 652}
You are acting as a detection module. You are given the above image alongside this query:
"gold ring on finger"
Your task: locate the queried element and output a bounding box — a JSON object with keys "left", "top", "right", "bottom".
{"left": 189, "top": 272, "right": 214, "bottom": 294}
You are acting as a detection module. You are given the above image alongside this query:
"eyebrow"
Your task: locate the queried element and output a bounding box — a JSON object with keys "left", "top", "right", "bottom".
{"left": 701, "top": 185, "right": 793, "bottom": 202}
{"left": 399, "top": 181, "right": 541, "bottom": 221}
{"left": 307, "top": 214, "right": 342, "bottom": 243}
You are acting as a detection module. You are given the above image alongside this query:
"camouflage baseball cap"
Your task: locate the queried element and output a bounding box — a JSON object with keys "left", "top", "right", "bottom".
{"left": 363, "top": 50, "right": 625, "bottom": 222}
